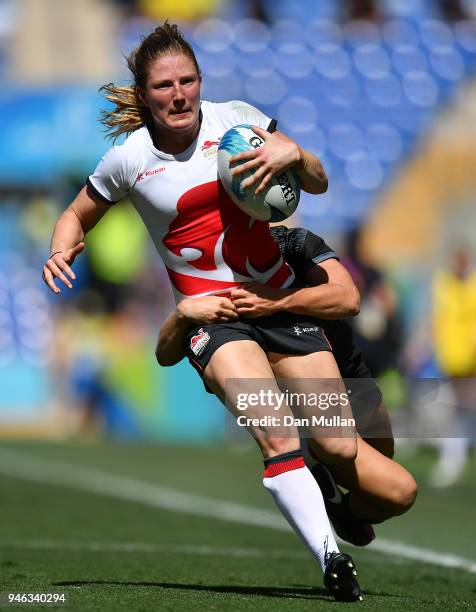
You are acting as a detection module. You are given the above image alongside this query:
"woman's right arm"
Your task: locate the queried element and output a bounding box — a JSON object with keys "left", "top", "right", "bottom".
{"left": 156, "top": 297, "right": 238, "bottom": 366}
{"left": 42, "top": 185, "right": 111, "bottom": 294}
{"left": 156, "top": 309, "right": 195, "bottom": 367}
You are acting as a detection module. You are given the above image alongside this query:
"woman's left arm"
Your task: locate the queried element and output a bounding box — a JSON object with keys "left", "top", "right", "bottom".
{"left": 231, "top": 259, "right": 360, "bottom": 320}
{"left": 230, "top": 126, "right": 328, "bottom": 195}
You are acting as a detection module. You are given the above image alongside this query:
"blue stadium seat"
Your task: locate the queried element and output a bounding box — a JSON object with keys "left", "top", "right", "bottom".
{"left": 197, "top": 48, "right": 238, "bottom": 78}
{"left": 307, "top": 19, "right": 343, "bottom": 49}
{"left": 327, "top": 123, "right": 364, "bottom": 160}
{"left": 402, "top": 70, "right": 439, "bottom": 107}
{"left": 364, "top": 73, "right": 402, "bottom": 107}
{"left": 353, "top": 44, "right": 391, "bottom": 79}
{"left": 202, "top": 75, "right": 244, "bottom": 103}
{"left": 276, "top": 43, "right": 314, "bottom": 79}
{"left": 346, "top": 150, "right": 384, "bottom": 191}
{"left": 343, "top": 20, "right": 381, "bottom": 48}
{"left": 237, "top": 46, "right": 276, "bottom": 76}
{"left": 365, "top": 123, "right": 403, "bottom": 162}
{"left": 391, "top": 44, "right": 428, "bottom": 76}
{"left": 453, "top": 20, "right": 476, "bottom": 55}
{"left": 430, "top": 46, "right": 465, "bottom": 81}
{"left": 314, "top": 44, "right": 351, "bottom": 79}
{"left": 295, "top": 127, "right": 327, "bottom": 157}
{"left": 419, "top": 19, "right": 454, "bottom": 50}
{"left": 244, "top": 72, "right": 287, "bottom": 106}
{"left": 290, "top": 73, "right": 326, "bottom": 101}
{"left": 392, "top": 103, "right": 434, "bottom": 137}
{"left": 270, "top": 19, "right": 304, "bottom": 47}
{"left": 381, "top": 0, "right": 437, "bottom": 20}
{"left": 277, "top": 96, "right": 318, "bottom": 134}
{"left": 193, "top": 18, "right": 234, "bottom": 52}
{"left": 382, "top": 18, "right": 419, "bottom": 48}
{"left": 324, "top": 74, "right": 360, "bottom": 107}
{"left": 265, "top": 0, "right": 330, "bottom": 23}
{"left": 233, "top": 19, "right": 271, "bottom": 52}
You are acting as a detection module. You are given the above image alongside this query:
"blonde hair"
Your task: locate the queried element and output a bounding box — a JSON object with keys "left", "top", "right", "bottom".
{"left": 100, "top": 22, "right": 201, "bottom": 141}
{"left": 99, "top": 84, "right": 146, "bottom": 141}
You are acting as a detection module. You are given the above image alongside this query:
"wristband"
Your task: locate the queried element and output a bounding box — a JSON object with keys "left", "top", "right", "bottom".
{"left": 49, "top": 251, "right": 63, "bottom": 259}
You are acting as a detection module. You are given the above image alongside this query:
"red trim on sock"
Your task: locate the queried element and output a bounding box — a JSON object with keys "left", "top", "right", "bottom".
{"left": 263, "top": 455, "right": 305, "bottom": 478}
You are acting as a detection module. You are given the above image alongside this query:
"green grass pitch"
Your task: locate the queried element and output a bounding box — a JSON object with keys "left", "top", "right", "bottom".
{"left": 0, "top": 441, "right": 475, "bottom": 611}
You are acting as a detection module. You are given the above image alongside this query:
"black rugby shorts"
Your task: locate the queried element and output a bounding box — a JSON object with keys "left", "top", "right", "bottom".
{"left": 184, "top": 312, "right": 332, "bottom": 387}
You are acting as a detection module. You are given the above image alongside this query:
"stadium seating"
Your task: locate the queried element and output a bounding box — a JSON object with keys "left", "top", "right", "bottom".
{"left": 191, "top": 11, "right": 476, "bottom": 231}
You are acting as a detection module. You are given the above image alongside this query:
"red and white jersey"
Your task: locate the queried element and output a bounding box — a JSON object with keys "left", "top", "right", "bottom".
{"left": 88, "top": 100, "right": 295, "bottom": 302}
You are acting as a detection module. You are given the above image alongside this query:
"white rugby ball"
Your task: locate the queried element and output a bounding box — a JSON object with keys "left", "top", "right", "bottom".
{"left": 217, "top": 124, "right": 300, "bottom": 222}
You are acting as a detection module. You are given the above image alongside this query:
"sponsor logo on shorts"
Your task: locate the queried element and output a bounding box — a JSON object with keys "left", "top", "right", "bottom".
{"left": 293, "top": 325, "right": 321, "bottom": 336}
{"left": 201, "top": 139, "right": 220, "bottom": 158}
{"left": 190, "top": 328, "right": 211, "bottom": 356}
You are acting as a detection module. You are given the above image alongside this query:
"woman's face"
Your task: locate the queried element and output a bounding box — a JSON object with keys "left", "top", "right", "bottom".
{"left": 139, "top": 53, "right": 201, "bottom": 139}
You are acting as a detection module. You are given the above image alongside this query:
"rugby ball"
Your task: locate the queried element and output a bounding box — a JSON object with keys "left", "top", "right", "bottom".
{"left": 217, "top": 124, "right": 300, "bottom": 222}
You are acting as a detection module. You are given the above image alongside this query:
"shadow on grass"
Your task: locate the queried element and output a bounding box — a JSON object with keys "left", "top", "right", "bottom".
{"left": 55, "top": 580, "right": 332, "bottom": 601}
{"left": 55, "top": 580, "right": 401, "bottom": 602}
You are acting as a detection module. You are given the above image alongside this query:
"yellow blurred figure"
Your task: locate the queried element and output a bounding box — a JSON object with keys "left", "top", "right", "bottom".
{"left": 431, "top": 247, "right": 476, "bottom": 487}
{"left": 139, "top": 0, "right": 221, "bottom": 22}
{"left": 433, "top": 247, "right": 476, "bottom": 377}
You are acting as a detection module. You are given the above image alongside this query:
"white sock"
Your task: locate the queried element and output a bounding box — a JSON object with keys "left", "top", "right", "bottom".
{"left": 263, "top": 451, "right": 339, "bottom": 572}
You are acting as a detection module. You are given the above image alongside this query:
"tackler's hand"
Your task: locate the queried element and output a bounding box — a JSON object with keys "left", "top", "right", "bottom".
{"left": 177, "top": 296, "right": 238, "bottom": 325}
{"left": 231, "top": 282, "right": 289, "bottom": 318}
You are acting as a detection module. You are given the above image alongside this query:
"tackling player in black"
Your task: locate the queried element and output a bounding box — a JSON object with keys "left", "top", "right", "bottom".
{"left": 156, "top": 226, "right": 417, "bottom": 602}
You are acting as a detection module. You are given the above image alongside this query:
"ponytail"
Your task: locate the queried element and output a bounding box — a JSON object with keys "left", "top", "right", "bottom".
{"left": 99, "top": 84, "right": 146, "bottom": 141}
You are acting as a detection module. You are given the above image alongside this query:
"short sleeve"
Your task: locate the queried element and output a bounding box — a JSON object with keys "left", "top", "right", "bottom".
{"left": 220, "top": 100, "right": 275, "bottom": 132}
{"left": 284, "top": 228, "right": 338, "bottom": 276}
{"left": 301, "top": 230, "right": 338, "bottom": 266}
{"left": 87, "top": 146, "right": 130, "bottom": 204}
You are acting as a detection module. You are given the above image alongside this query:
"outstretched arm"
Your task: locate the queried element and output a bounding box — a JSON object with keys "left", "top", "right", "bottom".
{"left": 230, "top": 126, "right": 327, "bottom": 196}
{"left": 42, "top": 185, "right": 111, "bottom": 294}
{"left": 231, "top": 259, "right": 360, "bottom": 320}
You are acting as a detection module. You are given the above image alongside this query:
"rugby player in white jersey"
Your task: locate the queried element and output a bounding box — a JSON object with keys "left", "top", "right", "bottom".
{"left": 42, "top": 22, "right": 366, "bottom": 601}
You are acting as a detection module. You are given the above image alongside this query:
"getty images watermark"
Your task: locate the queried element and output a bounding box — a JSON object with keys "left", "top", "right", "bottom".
{"left": 235, "top": 389, "right": 355, "bottom": 429}
{"left": 224, "top": 378, "right": 361, "bottom": 439}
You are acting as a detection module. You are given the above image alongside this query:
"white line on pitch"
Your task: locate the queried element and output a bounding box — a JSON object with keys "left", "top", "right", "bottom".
{"left": 0, "top": 538, "right": 312, "bottom": 560}
{"left": 0, "top": 448, "right": 475, "bottom": 575}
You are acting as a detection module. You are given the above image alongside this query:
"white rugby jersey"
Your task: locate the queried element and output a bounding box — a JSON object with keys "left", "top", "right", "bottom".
{"left": 88, "top": 100, "right": 295, "bottom": 302}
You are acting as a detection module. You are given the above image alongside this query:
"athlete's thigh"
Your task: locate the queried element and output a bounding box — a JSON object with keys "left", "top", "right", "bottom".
{"left": 204, "top": 340, "right": 275, "bottom": 401}
{"left": 203, "top": 340, "right": 299, "bottom": 441}
{"left": 268, "top": 351, "right": 356, "bottom": 456}
{"left": 268, "top": 349, "right": 342, "bottom": 378}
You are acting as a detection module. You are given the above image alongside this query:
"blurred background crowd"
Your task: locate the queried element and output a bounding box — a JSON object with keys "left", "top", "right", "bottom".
{"left": 0, "top": 0, "right": 476, "bottom": 487}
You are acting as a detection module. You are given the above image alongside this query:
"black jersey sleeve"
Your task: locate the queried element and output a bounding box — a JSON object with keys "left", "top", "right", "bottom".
{"left": 270, "top": 226, "right": 338, "bottom": 279}
{"left": 299, "top": 228, "right": 339, "bottom": 273}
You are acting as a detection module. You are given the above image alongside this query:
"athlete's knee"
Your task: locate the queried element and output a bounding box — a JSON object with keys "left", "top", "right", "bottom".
{"left": 394, "top": 473, "right": 418, "bottom": 513}
{"left": 309, "top": 436, "right": 358, "bottom": 466}
{"left": 385, "top": 472, "right": 418, "bottom": 515}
